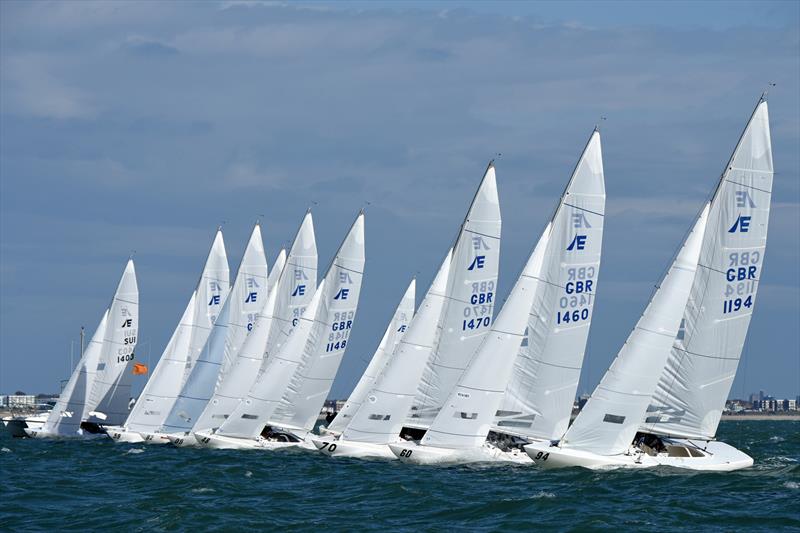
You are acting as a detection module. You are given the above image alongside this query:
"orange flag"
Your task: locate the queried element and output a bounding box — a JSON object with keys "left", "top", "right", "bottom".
{"left": 132, "top": 362, "right": 148, "bottom": 375}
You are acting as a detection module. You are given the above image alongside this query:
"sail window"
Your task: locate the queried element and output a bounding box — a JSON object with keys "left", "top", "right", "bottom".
{"left": 603, "top": 414, "right": 625, "bottom": 424}
{"left": 497, "top": 420, "right": 532, "bottom": 428}
{"left": 368, "top": 414, "right": 390, "bottom": 420}
{"left": 456, "top": 412, "right": 478, "bottom": 420}
{"left": 495, "top": 410, "right": 522, "bottom": 417}
{"left": 241, "top": 414, "right": 258, "bottom": 420}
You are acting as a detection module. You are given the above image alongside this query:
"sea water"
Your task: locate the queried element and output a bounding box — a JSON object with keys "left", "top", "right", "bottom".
{"left": 2, "top": 420, "right": 798, "bottom": 531}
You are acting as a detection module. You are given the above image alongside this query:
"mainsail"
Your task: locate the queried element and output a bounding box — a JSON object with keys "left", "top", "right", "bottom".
{"left": 193, "top": 213, "right": 318, "bottom": 433}
{"left": 326, "top": 278, "right": 415, "bottom": 435}
{"left": 411, "top": 164, "right": 502, "bottom": 426}
{"left": 161, "top": 224, "right": 267, "bottom": 434}
{"left": 41, "top": 311, "right": 109, "bottom": 435}
{"left": 422, "top": 226, "right": 551, "bottom": 449}
{"left": 643, "top": 99, "right": 773, "bottom": 440}
{"left": 124, "top": 230, "right": 229, "bottom": 433}
{"left": 561, "top": 205, "right": 709, "bottom": 455}
{"left": 216, "top": 212, "right": 363, "bottom": 439}
{"left": 495, "top": 130, "right": 606, "bottom": 440}
{"left": 84, "top": 260, "right": 140, "bottom": 426}
{"left": 340, "top": 251, "right": 451, "bottom": 444}
{"left": 270, "top": 212, "right": 366, "bottom": 433}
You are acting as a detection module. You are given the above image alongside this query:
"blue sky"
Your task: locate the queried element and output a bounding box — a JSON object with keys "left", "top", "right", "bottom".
{"left": 1, "top": 0, "right": 798, "bottom": 399}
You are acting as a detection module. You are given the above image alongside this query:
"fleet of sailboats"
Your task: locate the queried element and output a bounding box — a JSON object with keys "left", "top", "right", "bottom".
{"left": 8, "top": 98, "right": 776, "bottom": 473}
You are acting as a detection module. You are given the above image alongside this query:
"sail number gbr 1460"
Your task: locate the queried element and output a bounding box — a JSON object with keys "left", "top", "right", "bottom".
{"left": 557, "top": 267, "right": 596, "bottom": 325}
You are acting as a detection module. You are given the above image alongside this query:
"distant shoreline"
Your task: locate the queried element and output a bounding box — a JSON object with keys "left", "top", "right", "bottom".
{"left": 721, "top": 414, "right": 800, "bottom": 421}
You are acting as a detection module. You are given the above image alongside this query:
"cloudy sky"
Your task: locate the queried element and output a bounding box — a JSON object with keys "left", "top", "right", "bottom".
{"left": 1, "top": 0, "right": 798, "bottom": 400}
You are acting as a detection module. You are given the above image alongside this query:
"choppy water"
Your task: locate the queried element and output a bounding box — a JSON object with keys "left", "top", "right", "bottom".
{"left": 2, "top": 421, "right": 798, "bottom": 531}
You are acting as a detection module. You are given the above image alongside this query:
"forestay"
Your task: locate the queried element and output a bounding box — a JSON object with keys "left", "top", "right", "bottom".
{"left": 561, "top": 206, "right": 709, "bottom": 456}
{"left": 217, "top": 213, "right": 362, "bottom": 439}
{"left": 194, "top": 213, "right": 317, "bottom": 433}
{"left": 124, "top": 230, "right": 229, "bottom": 433}
{"left": 340, "top": 251, "right": 451, "bottom": 444}
{"left": 643, "top": 100, "right": 773, "bottom": 440}
{"left": 41, "top": 311, "right": 109, "bottom": 435}
{"left": 327, "top": 278, "right": 415, "bottom": 435}
{"left": 270, "top": 213, "right": 366, "bottom": 433}
{"left": 495, "top": 130, "right": 606, "bottom": 441}
{"left": 161, "top": 225, "right": 266, "bottom": 434}
{"left": 423, "top": 226, "right": 551, "bottom": 449}
{"left": 411, "top": 164, "right": 502, "bottom": 427}
{"left": 85, "top": 260, "right": 140, "bottom": 426}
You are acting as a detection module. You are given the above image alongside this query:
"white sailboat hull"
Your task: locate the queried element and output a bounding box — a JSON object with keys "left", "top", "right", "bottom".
{"left": 389, "top": 441, "right": 533, "bottom": 465}
{"left": 105, "top": 426, "right": 145, "bottom": 443}
{"left": 2, "top": 414, "right": 47, "bottom": 438}
{"left": 194, "top": 431, "right": 315, "bottom": 451}
{"left": 312, "top": 437, "right": 396, "bottom": 459}
{"left": 138, "top": 431, "right": 171, "bottom": 445}
{"left": 166, "top": 433, "right": 200, "bottom": 447}
{"left": 525, "top": 438, "right": 753, "bottom": 471}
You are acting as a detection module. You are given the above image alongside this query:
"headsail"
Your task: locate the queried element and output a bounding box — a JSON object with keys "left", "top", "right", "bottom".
{"left": 84, "top": 260, "right": 140, "bottom": 426}
{"left": 423, "top": 227, "right": 551, "bottom": 449}
{"left": 411, "top": 164, "right": 502, "bottom": 426}
{"left": 340, "top": 251, "right": 451, "bottom": 444}
{"left": 193, "top": 214, "right": 317, "bottom": 434}
{"left": 161, "top": 225, "right": 266, "bottom": 434}
{"left": 643, "top": 99, "right": 773, "bottom": 439}
{"left": 41, "top": 311, "right": 109, "bottom": 435}
{"left": 495, "top": 130, "right": 606, "bottom": 440}
{"left": 270, "top": 212, "right": 366, "bottom": 433}
{"left": 123, "top": 230, "right": 229, "bottom": 433}
{"left": 326, "top": 278, "right": 415, "bottom": 435}
{"left": 561, "top": 205, "right": 709, "bottom": 455}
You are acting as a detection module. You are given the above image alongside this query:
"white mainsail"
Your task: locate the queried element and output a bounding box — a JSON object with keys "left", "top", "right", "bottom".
{"left": 268, "top": 248, "right": 287, "bottom": 294}
{"left": 84, "top": 260, "right": 140, "bottom": 426}
{"left": 41, "top": 311, "right": 109, "bottom": 436}
{"left": 495, "top": 130, "right": 606, "bottom": 440}
{"left": 411, "top": 164, "right": 502, "bottom": 426}
{"left": 270, "top": 212, "right": 366, "bottom": 433}
{"left": 161, "top": 224, "right": 267, "bottom": 434}
{"left": 216, "top": 213, "right": 363, "bottom": 440}
{"left": 643, "top": 99, "right": 773, "bottom": 440}
{"left": 340, "top": 251, "right": 451, "bottom": 444}
{"left": 259, "top": 212, "right": 318, "bottom": 369}
{"left": 193, "top": 214, "right": 318, "bottom": 433}
{"left": 326, "top": 278, "right": 415, "bottom": 435}
{"left": 422, "top": 227, "right": 551, "bottom": 449}
{"left": 124, "top": 230, "right": 230, "bottom": 434}
{"left": 560, "top": 205, "right": 709, "bottom": 456}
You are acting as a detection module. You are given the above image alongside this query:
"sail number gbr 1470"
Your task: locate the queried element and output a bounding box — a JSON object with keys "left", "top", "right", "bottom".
{"left": 462, "top": 281, "right": 495, "bottom": 331}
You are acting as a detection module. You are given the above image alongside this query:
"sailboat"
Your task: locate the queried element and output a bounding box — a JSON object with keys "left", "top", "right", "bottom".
{"left": 393, "top": 130, "right": 606, "bottom": 464}
{"left": 409, "top": 164, "right": 502, "bottom": 428}
{"left": 527, "top": 98, "right": 772, "bottom": 472}
{"left": 106, "top": 230, "right": 229, "bottom": 443}
{"left": 196, "top": 212, "right": 365, "bottom": 450}
{"left": 192, "top": 212, "right": 318, "bottom": 438}
{"left": 312, "top": 162, "right": 499, "bottom": 459}
{"left": 321, "top": 278, "right": 415, "bottom": 436}
{"left": 27, "top": 259, "right": 139, "bottom": 438}
{"left": 160, "top": 224, "right": 268, "bottom": 446}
